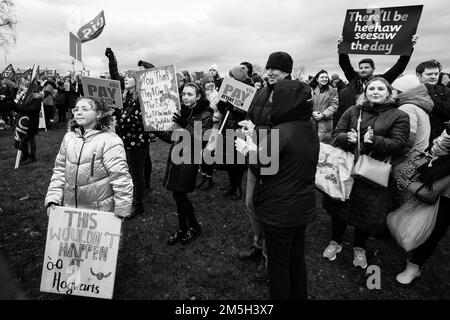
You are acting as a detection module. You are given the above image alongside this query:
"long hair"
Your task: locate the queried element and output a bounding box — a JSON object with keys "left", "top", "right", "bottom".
{"left": 356, "top": 76, "right": 396, "bottom": 106}
{"left": 69, "top": 97, "right": 114, "bottom": 131}
{"left": 309, "top": 69, "right": 331, "bottom": 90}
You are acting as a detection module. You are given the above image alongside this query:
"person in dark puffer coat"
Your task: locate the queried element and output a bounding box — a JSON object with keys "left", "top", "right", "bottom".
{"left": 155, "top": 82, "right": 213, "bottom": 246}
{"left": 322, "top": 76, "right": 410, "bottom": 270}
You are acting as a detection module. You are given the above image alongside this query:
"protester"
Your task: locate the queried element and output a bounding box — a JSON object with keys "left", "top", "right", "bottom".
{"left": 330, "top": 73, "right": 346, "bottom": 93}
{"left": 0, "top": 78, "right": 18, "bottom": 129}
{"left": 438, "top": 72, "right": 450, "bottom": 88}
{"left": 322, "top": 77, "right": 410, "bottom": 269}
{"left": 154, "top": 82, "right": 213, "bottom": 245}
{"left": 309, "top": 70, "right": 338, "bottom": 143}
{"left": 239, "top": 51, "right": 295, "bottom": 281}
{"left": 240, "top": 62, "right": 253, "bottom": 78}
{"left": 236, "top": 77, "right": 319, "bottom": 300}
{"left": 105, "top": 47, "right": 151, "bottom": 217}
{"left": 196, "top": 74, "right": 221, "bottom": 190}
{"left": 45, "top": 97, "right": 133, "bottom": 218}
{"left": 217, "top": 65, "right": 254, "bottom": 201}
{"left": 209, "top": 64, "right": 223, "bottom": 91}
{"left": 42, "top": 79, "right": 57, "bottom": 129}
{"left": 394, "top": 61, "right": 450, "bottom": 284}
{"left": 335, "top": 35, "right": 418, "bottom": 125}
{"left": 54, "top": 77, "right": 67, "bottom": 123}
{"left": 251, "top": 74, "right": 265, "bottom": 91}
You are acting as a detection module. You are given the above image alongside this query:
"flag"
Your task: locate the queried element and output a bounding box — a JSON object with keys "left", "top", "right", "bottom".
{"left": 77, "top": 10, "right": 106, "bottom": 43}
{"left": 14, "top": 115, "right": 29, "bottom": 150}
{"left": 69, "top": 32, "right": 82, "bottom": 62}
{"left": 1, "top": 64, "right": 15, "bottom": 80}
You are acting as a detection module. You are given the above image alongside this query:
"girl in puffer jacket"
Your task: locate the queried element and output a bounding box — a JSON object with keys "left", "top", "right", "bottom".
{"left": 45, "top": 97, "right": 133, "bottom": 218}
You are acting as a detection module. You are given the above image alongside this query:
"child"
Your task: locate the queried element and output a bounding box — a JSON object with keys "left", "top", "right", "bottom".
{"left": 45, "top": 97, "right": 133, "bottom": 218}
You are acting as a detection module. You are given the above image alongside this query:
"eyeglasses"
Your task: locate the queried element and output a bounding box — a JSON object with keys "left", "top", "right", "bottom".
{"left": 72, "top": 106, "right": 94, "bottom": 114}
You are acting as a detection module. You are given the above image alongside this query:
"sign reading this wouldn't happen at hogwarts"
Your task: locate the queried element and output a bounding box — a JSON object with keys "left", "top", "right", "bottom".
{"left": 340, "top": 5, "right": 423, "bottom": 55}
{"left": 40, "top": 206, "right": 122, "bottom": 299}
{"left": 136, "top": 65, "right": 181, "bottom": 131}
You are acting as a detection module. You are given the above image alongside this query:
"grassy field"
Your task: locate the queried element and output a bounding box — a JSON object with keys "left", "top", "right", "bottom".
{"left": 0, "top": 121, "right": 449, "bottom": 300}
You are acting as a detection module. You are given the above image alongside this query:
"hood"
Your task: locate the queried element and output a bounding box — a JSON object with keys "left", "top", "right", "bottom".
{"left": 181, "top": 98, "right": 212, "bottom": 118}
{"left": 361, "top": 101, "right": 398, "bottom": 114}
{"left": 269, "top": 80, "right": 312, "bottom": 126}
{"left": 397, "top": 84, "right": 434, "bottom": 113}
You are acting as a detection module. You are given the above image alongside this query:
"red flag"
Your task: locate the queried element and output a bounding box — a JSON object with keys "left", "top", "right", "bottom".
{"left": 77, "top": 10, "right": 106, "bottom": 43}
{"left": 69, "top": 32, "right": 82, "bottom": 62}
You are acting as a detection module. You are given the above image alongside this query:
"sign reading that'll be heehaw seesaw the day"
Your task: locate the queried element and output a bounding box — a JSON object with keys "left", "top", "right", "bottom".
{"left": 40, "top": 206, "right": 122, "bottom": 299}
{"left": 217, "top": 77, "right": 257, "bottom": 113}
{"left": 136, "top": 65, "right": 181, "bottom": 131}
{"left": 81, "top": 76, "right": 123, "bottom": 109}
{"left": 340, "top": 5, "right": 423, "bottom": 55}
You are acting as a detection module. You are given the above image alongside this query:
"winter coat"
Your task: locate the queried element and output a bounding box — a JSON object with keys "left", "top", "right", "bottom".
{"left": 311, "top": 86, "right": 338, "bottom": 142}
{"left": 155, "top": 100, "right": 213, "bottom": 193}
{"left": 332, "top": 102, "right": 410, "bottom": 231}
{"left": 11, "top": 95, "right": 42, "bottom": 135}
{"left": 45, "top": 122, "right": 133, "bottom": 217}
{"left": 245, "top": 85, "right": 273, "bottom": 133}
{"left": 338, "top": 49, "right": 412, "bottom": 110}
{"left": 397, "top": 84, "right": 434, "bottom": 154}
{"left": 425, "top": 84, "right": 450, "bottom": 142}
{"left": 250, "top": 79, "right": 319, "bottom": 228}
{"left": 116, "top": 93, "right": 150, "bottom": 149}
{"left": 430, "top": 129, "right": 450, "bottom": 198}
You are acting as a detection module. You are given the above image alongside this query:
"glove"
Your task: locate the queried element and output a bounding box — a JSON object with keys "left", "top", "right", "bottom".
{"left": 46, "top": 202, "right": 59, "bottom": 217}
{"left": 217, "top": 100, "right": 234, "bottom": 115}
{"left": 105, "top": 47, "right": 115, "bottom": 60}
{"left": 173, "top": 113, "right": 189, "bottom": 129}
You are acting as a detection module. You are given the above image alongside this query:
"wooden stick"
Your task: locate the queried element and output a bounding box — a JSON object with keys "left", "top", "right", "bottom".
{"left": 218, "top": 110, "right": 230, "bottom": 135}
{"left": 14, "top": 150, "right": 22, "bottom": 169}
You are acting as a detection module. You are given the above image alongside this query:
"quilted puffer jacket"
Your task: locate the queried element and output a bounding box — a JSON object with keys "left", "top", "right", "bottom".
{"left": 45, "top": 125, "right": 133, "bottom": 217}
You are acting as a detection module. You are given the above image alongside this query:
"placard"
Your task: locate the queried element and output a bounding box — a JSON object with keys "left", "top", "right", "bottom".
{"left": 217, "top": 77, "right": 257, "bottom": 112}
{"left": 81, "top": 76, "right": 123, "bottom": 109}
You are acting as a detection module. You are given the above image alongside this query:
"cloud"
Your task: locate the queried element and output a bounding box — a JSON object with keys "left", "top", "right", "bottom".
{"left": 3, "top": 0, "right": 450, "bottom": 79}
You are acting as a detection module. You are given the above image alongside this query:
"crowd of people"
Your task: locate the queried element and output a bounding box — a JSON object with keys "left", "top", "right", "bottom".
{"left": 2, "top": 33, "right": 450, "bottom": 300}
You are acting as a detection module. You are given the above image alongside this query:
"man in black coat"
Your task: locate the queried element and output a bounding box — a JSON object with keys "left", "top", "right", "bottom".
{"left": 237, "top": 78, "right": 319, "bottom": 299}
{"left": 334, "top": 35, "right": 418, "bottom": 125}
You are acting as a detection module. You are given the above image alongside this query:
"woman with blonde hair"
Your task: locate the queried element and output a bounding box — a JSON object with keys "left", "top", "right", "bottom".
{"left": 322, "top": 76, "right": 410, "bottom": 269}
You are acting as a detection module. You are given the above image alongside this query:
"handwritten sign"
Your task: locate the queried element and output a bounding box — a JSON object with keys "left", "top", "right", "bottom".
{"left": 81, "top": 76, "right": 123, "bottom": 109}
{"left": 217, "top": 77, "right": 257, "bottom": 112}
{"left": 340, "top": 5, "right": 423, "bottom": 55}
{"left": 40, "top": 206, "right": 122, "bottom": 299}
{"left": 136, "top": 65, "right": 181, "bottom": 131}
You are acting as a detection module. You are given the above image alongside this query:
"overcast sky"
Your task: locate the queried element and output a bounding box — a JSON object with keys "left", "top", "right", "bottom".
{"left": 2, "top": 0, "right": 449, "bottom": 79}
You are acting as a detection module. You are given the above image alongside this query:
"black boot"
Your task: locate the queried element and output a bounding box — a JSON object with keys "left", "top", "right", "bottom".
{"left": 167, "top": 229, "right": 186, "bottom": 245}
{"left": 231, "top": 187, "right": 242, "bottom": 200}
{"left": 180, "top": 225, "right": 202, "bottom": 245}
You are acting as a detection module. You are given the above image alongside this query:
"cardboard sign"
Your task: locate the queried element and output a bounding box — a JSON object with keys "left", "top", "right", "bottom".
{"left": 136, "top": 64, "right": 181, "bottom": 131}
{"left": 339, "top": 5, "right": 423, "bottom": 55}
{"left": 217, "top": 77, "right": 257, "bottom": 112}
{"left": 40, "top": 206, "right": 122, "bottom": 299}
{"left": 81, "top": 76, "right": 123, "bottom": 109}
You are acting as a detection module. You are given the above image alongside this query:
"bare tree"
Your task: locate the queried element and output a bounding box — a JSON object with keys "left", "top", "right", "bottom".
{"left": 0, "top": 0, "right": 17, "bottom": 55}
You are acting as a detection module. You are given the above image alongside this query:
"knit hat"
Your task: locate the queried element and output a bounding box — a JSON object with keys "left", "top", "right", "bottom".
{"left": 265, "top": 52, "right": 293, "bottom": 74}
{"left": 391, "top": 74, "right": 421, "bottom": 93}
{"left": 137, "top": 60, "right": 155, "bottom": 69}
{"left": 331, "top": 73, "right": 340, "bottom": 81}
{"left": 240, "top": 62, "right": 253, "bottom": 77}
{"left": 200, "top": 75, "right": 215, "bottom": 87}
{"left": 229, "top": 65, "right": 248, "bottom": 82}
{"left": 209, "top": 64, "right": 219, "bottom": 72}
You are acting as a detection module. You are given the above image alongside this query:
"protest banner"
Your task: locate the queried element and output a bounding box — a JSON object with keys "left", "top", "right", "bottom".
{"left": 38, "top": 102, "right": 47, "bottom": 131}
{"left": 40, "top": 206, "right": 122, "bottom": 299}
{"left": 81, "top": 76, "right": 123, "bottom": 109}
{"left": 217, "top": 77, "right": 257, "bottom": 112}
{"left": 1, "top": 64, "right": 15, "bottom": 80}
{"left": 339, "top": 5, "right": 423, "bottom": 55}
{"left": 77, "top": 10, "right": 106, "bottom": 43}
{"left": 136, "top": 64, "right": 181, "bottom": 131}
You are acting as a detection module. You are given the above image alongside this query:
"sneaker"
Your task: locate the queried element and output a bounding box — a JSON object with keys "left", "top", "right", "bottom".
{"left": 180, "top": 226, "right": 202, "bottom": 245}
{"left": 254, "top": 256, "right": 268, "bottom": 282}
{"left": 396, "top": 260, "right": 421, "bottom": 284}
{"left": 238, "top": 245, "right": 262, "bottom": 261}
{"left": 167, "top": 230, "right": 186, "bottom": 246}
{"left": 353, "top": 247, "right": 368, "bottom": 269}
{"left": 323, "top": 240, "right": 342, "bottom": 261}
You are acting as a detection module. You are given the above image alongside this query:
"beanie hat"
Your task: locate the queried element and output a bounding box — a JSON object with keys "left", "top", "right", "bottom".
{"left": 331, "top": 73, "right": 340, "bottom": 81}
{"left": 200, "top": 75, "right": 215, "bottom": 87}
{"left": 265, "top": 52, "right": 293, "bottom": 74}
{"left": 240, "top": 62, "right": 253, "bottom": 77}
{"left": 229, "top": 65, "right": 248, "bottom": 82}
{"left": 209, "top": 64, "right": 219, "bottom": 72}
{"left": 359, "top": 58, "right": 375, "bottom": 69}
{"left": 391, "top": 74, "right": 421, "bottom": 93}
{"left": 138, "top": 60, "right": 155, "bottom": 69}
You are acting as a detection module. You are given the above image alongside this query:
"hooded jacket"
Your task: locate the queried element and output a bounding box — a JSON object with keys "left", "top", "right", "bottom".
{"left": 426, "top": 83, "right": 450, "bottom": 142}
{"left": 311, "top": 86, "right": 338, "bottom": 142}
{"left": 45, "top": 122, "right": 133, "bottom": 217}
{"left": 397, "top": 84, "right": 434, "bottom": 153}
{"left": 250, "top": 80, "right": 319, "bottom": 228}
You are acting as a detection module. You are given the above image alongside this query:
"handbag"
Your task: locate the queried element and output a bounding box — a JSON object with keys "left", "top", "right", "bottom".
{"left": 395, "top": 148, "right": 433, "bottom": 193}
{"left": 351, "top": 109, "right": 392, "bottom": 188}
